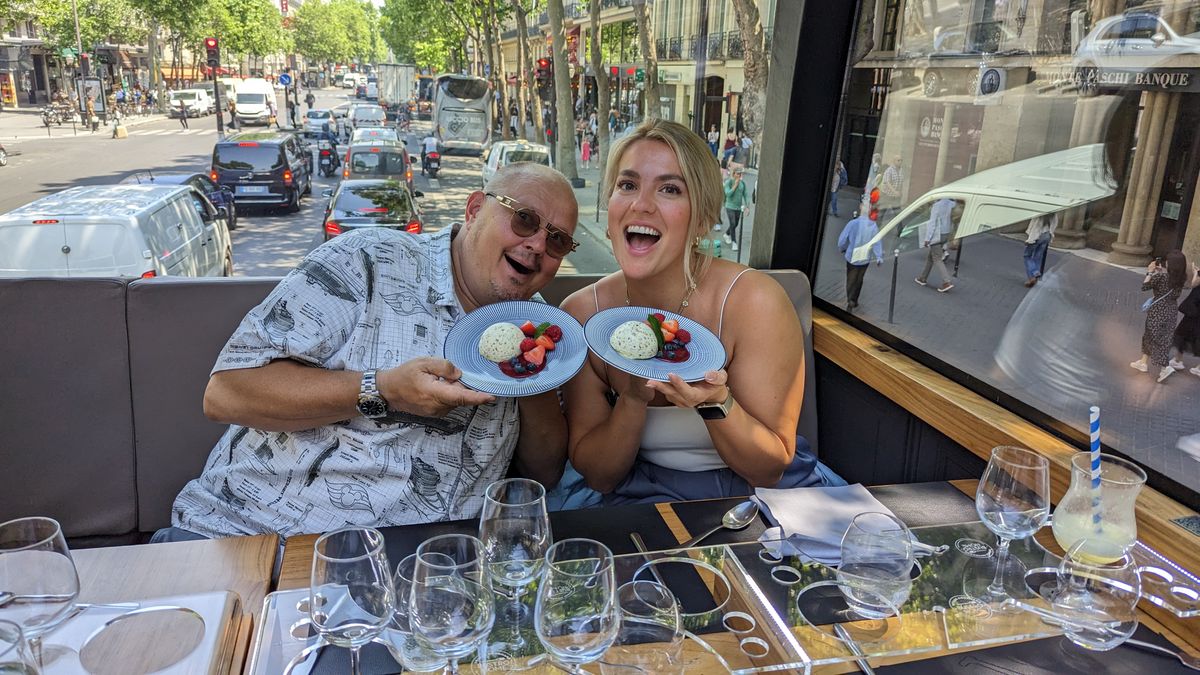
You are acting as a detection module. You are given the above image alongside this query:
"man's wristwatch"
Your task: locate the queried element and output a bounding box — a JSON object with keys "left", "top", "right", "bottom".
{"left": 696, "top": 388, "right": 735, "bottom": 420}
{"left": 356, "top": 370, "right": 389, "bottom": 419}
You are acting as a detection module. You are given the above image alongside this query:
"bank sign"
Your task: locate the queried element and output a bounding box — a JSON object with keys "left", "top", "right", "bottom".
{"left": 1045, "top": 66, "right": 1200, "bottom": 93}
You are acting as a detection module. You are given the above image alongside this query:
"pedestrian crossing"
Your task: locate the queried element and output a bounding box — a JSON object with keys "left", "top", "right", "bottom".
{"left": 136, "top": 128, "right": 220, "bottom": 136}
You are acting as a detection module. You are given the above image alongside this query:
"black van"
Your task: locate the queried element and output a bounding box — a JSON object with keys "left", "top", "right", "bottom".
{"left": 211, "top": 131, "right": 313, "bottom": 213}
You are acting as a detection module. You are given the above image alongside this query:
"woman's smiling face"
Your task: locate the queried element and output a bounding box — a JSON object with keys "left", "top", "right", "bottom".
{"left": 607, "top": 139, "right": 693, "bottom": 281}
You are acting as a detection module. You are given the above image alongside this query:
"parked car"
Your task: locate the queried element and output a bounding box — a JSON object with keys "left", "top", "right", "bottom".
{"left": 343, "top": 140, "right": 416, "bottom": 193}
{"left": 168, "top": 89, "right": 213, "bottom": 117}
{"left": 0, "top": 184, "right": 232, "bottom": 278}
{"left": 303, "top": 108, "right": 336, "bottom": 134}
{"left": 321, "top": 178, "right": 424, "bottom": 241}
{"left": 121, "top": 171, "right": 239, "bottom": 230}
{"left": 481, "top": 140, "right": 552, "bottom": 186}
{"left": 349, "top": 104, "right": 386, "bottom": 132}
{"left": 350, "top": 127, "right": 400, "bottom": 144}
{"left": 211, "top": 130, "right": 313, "bottom": 213}
{"left": 1073, "top": 12, "right": 1200, "bottom": 71}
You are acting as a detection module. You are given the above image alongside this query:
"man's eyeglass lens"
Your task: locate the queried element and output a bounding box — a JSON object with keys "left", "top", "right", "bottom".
{"left": 492, "top": 194, "right": 577, "bottom": 258}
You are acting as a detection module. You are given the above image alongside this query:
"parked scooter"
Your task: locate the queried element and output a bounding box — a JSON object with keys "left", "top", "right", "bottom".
{"left": 423, "top": 151, "right": 441, "bottom": 179}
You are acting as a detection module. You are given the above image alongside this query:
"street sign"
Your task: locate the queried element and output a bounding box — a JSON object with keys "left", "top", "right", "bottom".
{"left": 636, "top": 68, "right": 645, "bottom": 83}
{"left": 278, "top": 72, "right": 292, "bottom": 86}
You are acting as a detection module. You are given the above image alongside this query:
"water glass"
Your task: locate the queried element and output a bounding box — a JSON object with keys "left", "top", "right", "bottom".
{"left": 975, "top": 446, "right": 1050, "bottom": 604}
{"left": 535, "top": 538, "right": 620, "bottom": 674}
{"left": 836, "top": 512, "right": 914, "bottom": 619}
{"left": 600, "top": 580, "right": 683, "bottom": 675}
{"left": 310, "top": 527, "right": 395, "bottom": 675}
{"left": 0, "top": 619, "right": 38, "bottom": 674}
{"left": 0, "top": 517, "right": 80, "bottom": 642}
{"left": 478, "top": 478, "right": 552, "bottom": 655}
{"left": 385, "top": 553, "right": 445, "bottom": 673}
{"left": 1049, "top": 542, "right": 1141, "bottom": 651}
{"left": 409, "top": 534, "right": 494, "bottom": 675}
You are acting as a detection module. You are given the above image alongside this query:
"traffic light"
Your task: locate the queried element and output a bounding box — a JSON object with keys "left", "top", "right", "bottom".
{"left": 536, "top": 58, "right": 552, "bottom": 100}
{"left": 204, "top": 37, "right": 220, "bottom": 69}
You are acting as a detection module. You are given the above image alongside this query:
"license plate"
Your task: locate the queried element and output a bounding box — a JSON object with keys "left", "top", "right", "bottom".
{"left": 237, "top": 185, "right": 267, "bottom": 194}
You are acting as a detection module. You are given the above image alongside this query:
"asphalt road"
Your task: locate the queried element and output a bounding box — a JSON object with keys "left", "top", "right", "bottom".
{"left": 0, "top": 89, "right": 616, "bottom": 277}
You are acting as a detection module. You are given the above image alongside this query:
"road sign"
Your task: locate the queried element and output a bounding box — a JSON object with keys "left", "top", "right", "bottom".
{"left": 278, "top": 72, "right": 292, "bottom": 86}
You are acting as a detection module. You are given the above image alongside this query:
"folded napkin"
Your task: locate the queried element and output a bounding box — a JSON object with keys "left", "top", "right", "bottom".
{"left": 753, "top": 483, "right": 898, "bottom": 565}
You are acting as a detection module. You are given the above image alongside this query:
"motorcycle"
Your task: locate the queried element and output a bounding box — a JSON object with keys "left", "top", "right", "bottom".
{"left": 40, "top": 105, "right": 65, "bottom": 127}
{"left": 424, "top": 151, "right": 441, "bottom": 179}
{"left": 317, "top": 140, "right": 337, "bottom": 178}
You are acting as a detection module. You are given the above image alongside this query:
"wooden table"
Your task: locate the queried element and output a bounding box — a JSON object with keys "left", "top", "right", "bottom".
{"left": 73, "top": 534, "right": 278, "bottom": 675}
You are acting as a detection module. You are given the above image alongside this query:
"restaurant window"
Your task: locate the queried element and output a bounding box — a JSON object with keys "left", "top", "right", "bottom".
{"left": 817, "top": 0, "right": 1200, "bottom": 505}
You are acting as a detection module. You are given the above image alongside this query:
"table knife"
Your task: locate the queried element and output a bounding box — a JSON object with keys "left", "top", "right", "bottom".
{"left": 834, "top": 623, "right": 876, "bottom": 675}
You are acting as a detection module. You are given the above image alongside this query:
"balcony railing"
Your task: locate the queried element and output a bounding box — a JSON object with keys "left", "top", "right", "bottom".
{"left": 652, "top": 30, "right": 771, "bottom": 62}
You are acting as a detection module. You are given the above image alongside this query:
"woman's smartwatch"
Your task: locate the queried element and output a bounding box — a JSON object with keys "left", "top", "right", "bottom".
{"left": 696, "top": 388, "right": 734, "bottom": 420}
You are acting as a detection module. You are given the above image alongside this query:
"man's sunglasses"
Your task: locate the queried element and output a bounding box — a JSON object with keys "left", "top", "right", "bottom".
{"left": 485, "top": 192, "right": 579, "bottom": 259}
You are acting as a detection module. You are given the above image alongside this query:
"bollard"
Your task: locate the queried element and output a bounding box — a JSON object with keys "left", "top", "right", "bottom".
{"left": 888, "top": 248, "right": 899, "bottom": 324}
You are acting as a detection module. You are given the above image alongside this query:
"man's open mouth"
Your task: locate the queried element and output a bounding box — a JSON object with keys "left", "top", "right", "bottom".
{"left": 505, "top": 254, "right": 536, "bottom": 276}
{"left": 624, "top": 224, "right": 662, "bottom": 253}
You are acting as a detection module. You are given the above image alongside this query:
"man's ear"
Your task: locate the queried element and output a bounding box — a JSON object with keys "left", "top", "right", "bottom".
{"left": 464, "top": 190, "right": 487, "bottom": 224}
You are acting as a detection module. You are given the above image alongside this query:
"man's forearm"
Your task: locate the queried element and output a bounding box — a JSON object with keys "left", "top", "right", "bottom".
{"left": 204, "top": 359, "right": 361, "bottom": 432}
{"left": 513, "top": 391, "right": 568, "bottom": 487}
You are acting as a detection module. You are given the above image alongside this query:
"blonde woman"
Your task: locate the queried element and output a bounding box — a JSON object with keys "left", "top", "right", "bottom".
{"left": 555, "top": 119, "right": 843, "bottom": 506}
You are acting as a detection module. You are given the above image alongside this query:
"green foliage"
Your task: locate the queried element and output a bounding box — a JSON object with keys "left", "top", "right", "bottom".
{"left": 292, "top": 0, "right": 386, "bottom": 65}
{"left": 220, "top": 0, "right": 284, "bottom": 57}
{"left": 380, "top": 0, "right": 467, "bottom": 71}
{"left": 34, "top": 0, "right": 144, "bottom": 52}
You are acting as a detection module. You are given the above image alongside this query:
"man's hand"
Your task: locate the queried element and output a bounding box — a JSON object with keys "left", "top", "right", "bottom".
{"left": 379, "top": 357, "right": 495, "bottom": 417}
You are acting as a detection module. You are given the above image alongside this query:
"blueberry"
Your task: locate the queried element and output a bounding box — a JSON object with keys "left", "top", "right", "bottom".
{"left": 510, "top": 357, "right": 521, "bottom": 365}
{"left": 672, "top": 340, "right": 684, "bottom": 347}
{"left": 514, "top": 364, "right": 525, "bottom": 374}
{"left": 527, "top": 363, "right": 538, "bottom": 372}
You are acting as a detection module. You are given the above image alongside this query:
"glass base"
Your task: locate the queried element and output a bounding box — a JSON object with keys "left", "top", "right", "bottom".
{"left": 961, "top": 549, "right": 1034, "bottom": 609}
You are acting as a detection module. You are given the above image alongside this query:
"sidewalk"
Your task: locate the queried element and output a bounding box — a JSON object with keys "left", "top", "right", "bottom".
{"left": 0, "top": 106, "right": 167, "bottom": 142}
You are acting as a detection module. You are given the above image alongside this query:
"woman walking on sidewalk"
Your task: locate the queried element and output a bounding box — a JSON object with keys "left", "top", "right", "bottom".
{"left": 1133, "top": 251, "right": 1187, "bottom": 383}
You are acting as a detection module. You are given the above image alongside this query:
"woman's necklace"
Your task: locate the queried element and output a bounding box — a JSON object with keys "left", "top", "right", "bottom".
{"left": 626, "top": 280, "right": 698, "bottom": 314}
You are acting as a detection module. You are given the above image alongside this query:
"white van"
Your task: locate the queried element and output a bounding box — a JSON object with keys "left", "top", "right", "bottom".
{"left": 169, "top": 89, "right": 213, "bottom": 117}
{"left": 234, "top": 78, "right": 277, "bottom": 126}
{"left": 0, "top": 185, "right": 233, "bottom": 278}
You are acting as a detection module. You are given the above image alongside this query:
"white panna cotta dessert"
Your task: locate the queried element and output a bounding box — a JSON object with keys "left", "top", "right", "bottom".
{"left": 478, "top": 322, "right": 525, "bottom": 362}
{"left": 610, "top": 320, "right": 658, "bottom": 360}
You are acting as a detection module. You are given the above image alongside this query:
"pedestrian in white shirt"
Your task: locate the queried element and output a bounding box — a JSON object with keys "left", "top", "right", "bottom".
{"left": 1023, "top": 212, "right": 1058, "bottom": 287}
{"left": 915, "top": 198, "right": 959, "bottom": 293}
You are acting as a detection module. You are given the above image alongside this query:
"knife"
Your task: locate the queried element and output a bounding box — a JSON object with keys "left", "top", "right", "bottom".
{"left": 834, "top": 623, "right": 876, "bottom": 675}
{"left": 629, "top": 532, "right": 668, "bottom": 587}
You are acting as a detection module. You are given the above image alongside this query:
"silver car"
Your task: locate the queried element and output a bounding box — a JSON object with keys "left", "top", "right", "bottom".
{"left": 1074, "top": 13, "right": 1200, "bottom": 70}
{"left": 303, "top": 108, "right": 335, "bottom": 134}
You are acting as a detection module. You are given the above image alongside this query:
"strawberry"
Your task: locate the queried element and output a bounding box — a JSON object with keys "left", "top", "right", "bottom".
{"left": 524, "top": 345, "right": 546, "bottom": 366}
{"left": 544, "top": 325, "right": 563, "bottom": 342}
{"left": 674, "top": 328, "right": 691, "bottom": 344}
{"left": 652, "top": 312, "right": 666, "bottom": 323}
{"left": 661, "top": 319, "right": 679, "bottom": 333}
{"left": 520, "top": 320, "right": 536, "bottom": 336}
{"left": 519, "top": 338, "right": 537, "bottom": 352}
{"left": 661, "top": 329, "right": 676, "bottom": 343}
{"left": 535, "top": 334, "right": 556, "bottom": 351}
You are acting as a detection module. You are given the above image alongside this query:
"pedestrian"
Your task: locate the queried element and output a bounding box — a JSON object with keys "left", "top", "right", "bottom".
{"left": 589, "top": 132, "right": 598, "bottom": 159}
{"left": 286, "top": 96, "right": 296, "bottom": 127}
{"left": 177, "top": 96, "right": 189, "bottom": 129}
{"left": 608, "top": 107, "right": 617, "bottom": 134}
{"left": 837, "top": 212, "right": 884, "bottom": 310}
{"left": 304, "top": 90, "right": 315, "bottom": 110}
{"left": 707, "top": 124, "right": 719, "bottom": 156}
{"left": 85, "top": 95, "right": 97, "bottom": 133}
{"left": 829, "top": 158, "right": 848, "bottom": 217}
{"left": 721, "top": 128, "right": 737, "bottom": 167}
{"left": 1133, "top": 251, "right": 1188, "bottom": 383}
{"left": 914, "top": 197, "right": 958, "bottom": 292}
{"left": 1022, "top": 212, "right": 1058, "bottom": 287}
{"left": 879, "top": 156, "right": 904, "bottom": 222}
{"left": 227, "top": 98, "right": 238, "bottom": 130}
{"left": 722, "top": 166, "right": 749, "bottom": 252}
{"left": 267, "top": 98, "right": 278, "bottom": 128}
{"left": 864, "top": 152, "right": 882, "bottom": 199}
{"left": 580, "top": 132, "right": 592, "bottom": 168}
{"left": 1170, "top": 262, "right": 1200, "bottom": 377}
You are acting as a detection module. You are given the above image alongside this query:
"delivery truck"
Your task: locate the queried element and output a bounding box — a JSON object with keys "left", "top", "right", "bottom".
{"left": 376, "top": 63, "right": 417, "bottom": 122}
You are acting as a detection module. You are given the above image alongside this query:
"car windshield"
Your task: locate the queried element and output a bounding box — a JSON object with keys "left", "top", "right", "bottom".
{"left": 172, "top": 92, "right": 196, "bottom": 100}
{"left": 236, "top": 93, "right": 265, "bottom": 104}
{"left": 354, "top": 108, "right": 385, "bottom": 121}
{"left": 214, "top": 145, "right": 284, "bottom": 171}
{"left": 441, "top": 77, "right": 489, "bottom": 100}
{"left": 306, "top": 110, "right": 329, "bottom": 119}
{"left": 505, "top": 150, "right": 550, "bottom": 165}
{"left": 348, "top": 150, "right": 407, "bottom": 175}
{"left": 336, "top": 182, "right": 411, "bottom": 220}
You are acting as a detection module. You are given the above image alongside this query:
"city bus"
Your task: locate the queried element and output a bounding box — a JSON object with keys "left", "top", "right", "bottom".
{"left": 433, "top": 74, "right": 492, "bottom": 155}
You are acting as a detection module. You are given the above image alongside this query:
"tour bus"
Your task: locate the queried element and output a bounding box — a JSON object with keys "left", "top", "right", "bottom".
{"left": 433, "top": 74, "right": 491, "bottom": 155}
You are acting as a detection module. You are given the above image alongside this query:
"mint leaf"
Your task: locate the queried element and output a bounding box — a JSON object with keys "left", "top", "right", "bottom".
{"left": 533, "top": 321, "right": 551, "bottom": 338}
{"left": 646, "top": 315, "right": 665, "bottom": 351}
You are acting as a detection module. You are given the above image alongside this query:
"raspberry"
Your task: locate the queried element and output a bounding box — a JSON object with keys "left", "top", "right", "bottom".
{"left": 544, "top": 325, "right": 563, "bottom": 342}
{"left": 674, "top": 328, "right": 691, "bottom": 344}
{"left": 519, "top": 338, "right": 537, "bottom": 352}
{"left": 652, "top": 312, "right": 666, "bottom": 323}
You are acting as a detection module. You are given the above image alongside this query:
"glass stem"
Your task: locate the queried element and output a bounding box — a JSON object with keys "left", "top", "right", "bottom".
{"left": 445, "top": 657, "right": 461, "bottom": 675}
{"left": 988, "top": 537, "right": 1012, "bottom": 598}
{"left": 350, "top": 645, "right": 362, "bottom": 675}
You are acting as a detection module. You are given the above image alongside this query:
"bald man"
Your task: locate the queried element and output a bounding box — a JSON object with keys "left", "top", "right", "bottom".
{"left": 164, "top": 164, "right": 580, "bottom": 540}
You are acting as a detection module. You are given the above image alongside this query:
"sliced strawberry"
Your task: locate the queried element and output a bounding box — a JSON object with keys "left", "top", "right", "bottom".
{"left": 652, "top": 312, "right": 666, "bottom": 323}
{"left": 674, "top": 328, "right": 691, "bottom": 344}
{"left": 661, "top": 329, "right": 676, "bottom": 343}
{"left": 520, "top": 320, "right": 537, "bottom": 336}
{"left": 661, "top": 319, "right": 680, "bottom": 333}
{"left": 544, "top": 325, "right": 563, "bottom": 342}
{"left": 524, "top": 344, "right": 546, "bottom": 366}
{"left": 535, "top": 334, "right": 556, "bottom": 351}
{"left": 519, "top": 338, "right": 537, "bottom": 352}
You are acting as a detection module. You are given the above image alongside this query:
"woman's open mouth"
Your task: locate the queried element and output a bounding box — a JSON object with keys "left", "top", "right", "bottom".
{"left": 624, "top": 224, "right": 662, "bottom": 254}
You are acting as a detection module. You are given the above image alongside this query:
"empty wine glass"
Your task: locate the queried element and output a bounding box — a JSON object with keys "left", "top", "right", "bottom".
{"left": 478, "top": 478, "right": 552, "bottom": 657}
{"left": 384, "top": 553, "right": 446, "bottom": 673}
{"left": 0, "top": 516, "right": 80, "bottom": 663}
{"left": 535, "top": 538, "right": 620, "bottom": 674}
{"left": 600, "top": 580, "right": 683, "bottom": 675}
{"left": 1048, "top": 541, "right": 1141, "bottom": 651}
{"left": 836, "top": 512, "right": 915, "bottom": 619}
{"left": 310, "top": 527, "right": 395, "bottom": 675}
{"left": 409, "top": 534, "right": 494, "bottom": 675}
{"left": 0, "top": 619, "right": 39, "bottom": 674}
{"left": 974, "top": 446, "right": 1050, "bottom": 606}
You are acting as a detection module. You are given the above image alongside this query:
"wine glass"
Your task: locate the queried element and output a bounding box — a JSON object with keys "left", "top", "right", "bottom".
{"left": 385, "top": 553, "right": 446, "bottom": 673}
{"left": 0, "top": 619, "right": 38, "bottom": 674}
{"left": 836, "top": 512, "right": 915, "bottom": 619}
{"left": 535, "top": 538, "right": 620, "bottom": 674}
{"left": 974, "top": 446, "right": 1050, "bottom": 606}
{"left": 478, "top": 478, "right": 552, "bottom": 657}
{"left": 0, "top": 517, "right": 80, "bottom": 663}
{"left": 600, "top": 580, "right": 683, "bottom": 675}
{"left": 310, "top": 527, "right": 395, "bottom": 675}
{"left": 409, "top": 534, "right": 494, "bottom": 675}
{"left": 1047, "top": 541, "right": 1141, "bottom": 650}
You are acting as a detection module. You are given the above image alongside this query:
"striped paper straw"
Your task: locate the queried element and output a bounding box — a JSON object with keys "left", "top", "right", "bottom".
{"left": 1090, "top": 406, "right": 1103, "bottom": 533}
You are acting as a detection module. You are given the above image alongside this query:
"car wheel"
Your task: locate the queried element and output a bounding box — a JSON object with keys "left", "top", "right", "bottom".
{"left": 287, "top": 189, "right": 301, "bottom": 213}
{"left": 0, "top": 149, "right": 7, "bottom": 167}
{"left": 304, "top": 175, "right": 312, "bottom": 196}
{"left": 923, "top": 70, "right": 942, "bottom": 98}
{"left": 223, "top": 253, "right": 234, "bottom": 277}
{"left": 227, "top": 206, "right": 238, "bottom": 230}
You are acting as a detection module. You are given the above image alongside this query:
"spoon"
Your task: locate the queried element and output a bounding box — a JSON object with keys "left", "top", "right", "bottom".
{"left": 679, "top": 501, "right": 760, "bottom": 548}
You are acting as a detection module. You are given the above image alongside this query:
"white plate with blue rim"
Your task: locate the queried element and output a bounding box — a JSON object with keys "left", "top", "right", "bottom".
{"left": 444, "top": 300, "right": 586, "bottom": 397}
{"left": 583, "top": 306, "right": 726, "bottom": 383}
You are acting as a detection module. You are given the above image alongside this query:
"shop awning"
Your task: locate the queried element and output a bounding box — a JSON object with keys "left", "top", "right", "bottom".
{"left": 160, "top": 66, "right": 201, "bottom": 81}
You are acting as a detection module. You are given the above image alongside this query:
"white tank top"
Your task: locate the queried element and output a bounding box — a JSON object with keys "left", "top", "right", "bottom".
{"left": 593, "top": 269, "right": 751, "bottom": 472}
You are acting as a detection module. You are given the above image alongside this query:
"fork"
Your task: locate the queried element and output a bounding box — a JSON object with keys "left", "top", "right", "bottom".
{"left": 1124, "top": 639, "right": 1200, "bottom": 671}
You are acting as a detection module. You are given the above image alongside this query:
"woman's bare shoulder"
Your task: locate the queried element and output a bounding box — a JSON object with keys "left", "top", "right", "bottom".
{"left": 560, "top": 272, "right": 623, "bottom": 323}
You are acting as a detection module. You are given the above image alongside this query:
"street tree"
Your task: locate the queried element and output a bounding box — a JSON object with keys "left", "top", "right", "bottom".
{"left": 730, "top": 0, "right": 768, "bottom": 146}
{"left": 381, "top": 0, "right": 468, "bottom": 72}
{"left": 509, "top": 0, "right": 532, "bottom": 141}
{"left": 546, "top": 0, "right": 578, "bottom": 182}
{"left": 292, "top": 1, "right": 350, "bottom": 67}
{"left": 517, "top": 0, "right": 546, "bottom": 144}
{"left": 35, "top": 0, "right": 143, "bottom": 55}
{"left": 588, "top": 0, "right": 611, "bottom": 175}
{"left": 631, "top": 0, "right": 659, "bottom": 120}
{"left": 221, "top": 0, "right": 285, "bottom": 71}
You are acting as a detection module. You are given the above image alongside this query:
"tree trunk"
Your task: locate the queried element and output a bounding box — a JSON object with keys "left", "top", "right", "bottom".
{"left": 483, "top": 1, "right": 508, "bottom": 141}
{"left": 512, "top": 0, "right": 530, "bottom": 141}
{"left": 589, "top": 0, "right": 611, "bottom": 177}
{"left": 632, "top": 0, "right": 659, "bottom": 121}
{"left": 148, "top": 20, "right": 162, "bottom": 111}
{"left": 493, "top": 3, "right": 512, "bottom": 141}
{"left": 526, "top": 3, "right": 546, "bottom": 144}
{"left": 730, "top": 0, "right": 768, "bottom": 153}
{"left": 546, "top": 0, "right": 578, "bottom": 181}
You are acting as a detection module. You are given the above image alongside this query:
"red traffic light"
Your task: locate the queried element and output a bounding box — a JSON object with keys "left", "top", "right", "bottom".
{"left": 204, "top": 37, "right": 218, "bottom": 49}
{"left": 536, "top": 58, "right": 549, "bottom": 69}
{"left": 610, "top": 66, "right": 618, "bottom": 77}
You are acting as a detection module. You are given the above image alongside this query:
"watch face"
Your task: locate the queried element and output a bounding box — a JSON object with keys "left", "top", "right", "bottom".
{"left": 357, "top": 396, "right": 388, "bottom": 418}
{"left": 696, "top": 404, "right": 727, "bottom": 421}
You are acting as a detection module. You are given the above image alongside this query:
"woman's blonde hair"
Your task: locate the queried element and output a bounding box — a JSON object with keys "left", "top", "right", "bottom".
{"left": 603, "top": 118, "right": 724, "bottom": 292}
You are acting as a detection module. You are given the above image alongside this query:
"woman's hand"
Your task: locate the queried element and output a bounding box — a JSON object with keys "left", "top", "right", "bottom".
{"left": 617, "top": 373, "right": 656, "bottom": 405}
{"left": 646, "top": 371, "right": 730, "bottom": 409}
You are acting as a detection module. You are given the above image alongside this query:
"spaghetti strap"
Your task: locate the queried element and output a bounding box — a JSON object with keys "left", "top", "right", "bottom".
{"left": 717, "top": 269, "right": 753, "bottom": 339}
{"left": 592, "top": 283, "right": 600, "bottom": 312}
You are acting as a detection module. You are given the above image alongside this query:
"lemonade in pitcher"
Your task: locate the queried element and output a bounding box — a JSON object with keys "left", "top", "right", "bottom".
{"left": 1051, "top": 453, "right": 1146, "bottom": 564}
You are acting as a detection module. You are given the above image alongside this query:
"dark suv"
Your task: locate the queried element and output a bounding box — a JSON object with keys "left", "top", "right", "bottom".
{"left": 211, "top": 131, "right": 313, "bottom": 213}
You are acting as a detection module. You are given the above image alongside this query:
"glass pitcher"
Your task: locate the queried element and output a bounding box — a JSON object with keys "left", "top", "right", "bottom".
{"left": 1051, "top": 452, "right": 1146, "bottom": 564}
